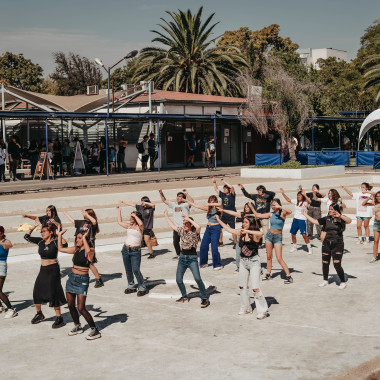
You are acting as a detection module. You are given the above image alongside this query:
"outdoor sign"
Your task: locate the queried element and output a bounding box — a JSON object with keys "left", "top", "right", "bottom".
{"left": 73, "top": 141, "right": 85, "bottom": 171}
{"left": 33, "top": 152, "right": 53, "bottom": 180}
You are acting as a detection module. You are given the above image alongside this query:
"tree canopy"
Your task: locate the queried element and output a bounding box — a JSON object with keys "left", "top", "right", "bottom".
{"left": 50, "top": 52, "right": 103, "bottom": 96}
{"left": 132, "top": 7, "right": 247, "bottom": 95}
{"left": 0, "top": 52, "right": 44, "bottom": 92}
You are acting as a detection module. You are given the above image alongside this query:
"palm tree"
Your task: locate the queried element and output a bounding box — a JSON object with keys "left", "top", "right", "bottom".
{"left": 363, "top": 53, "right": 380, "bottom": 102}
{"left": 133, "top": 7, "right": 246, "bottom": 96}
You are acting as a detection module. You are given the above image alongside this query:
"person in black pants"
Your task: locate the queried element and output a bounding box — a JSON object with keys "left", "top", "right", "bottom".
{"left": 117, "top": 141, "right": 128, "bottom": 173}
{"left": 303, "top": 204, "right": 352, "bottom": 290}
{"left": 52, "top": 139, "right": 62, "bottom": 179}
{"left": 306, "top": 184, "right": 326, "bottom": 239}
{"left": 7, "top": 135, "right": 22, "bottom": 181}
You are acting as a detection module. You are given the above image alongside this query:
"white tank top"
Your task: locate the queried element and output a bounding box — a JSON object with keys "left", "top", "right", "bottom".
{"left": 124, "top": 228, "right": 142, "bottom": 247}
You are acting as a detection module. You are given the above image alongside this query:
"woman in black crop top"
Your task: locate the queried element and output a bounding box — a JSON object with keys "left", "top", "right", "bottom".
{"left": 63, "top": 209, "right": 103, "bottom": 288}
{"left": 303, "top": 203, "right": 352, "bottom": 290}
{"left": 24, "top": 221, "right": 67, "bottom": 329}
{"left": 23, "top": 205, "right": 62, "bottom": 232}
{"left": 57, "top": 228, "right": 101, "bottom": 340}
{"left": 215, "top": 215, "right": 270, "bottom": 320}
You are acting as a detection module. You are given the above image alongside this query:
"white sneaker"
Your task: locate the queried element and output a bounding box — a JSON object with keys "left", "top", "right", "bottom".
{"left": 290, "top": 245, "right": 297, "bottom": 252}
{"left": 319, "top": 280, "right": 328, "bottom": 287}
{"left": 339, "top": 282, "right": 347, "bottom": 290}
{"left": 238, "top": 310, "right": 252, "bottom": 315}
{"left": 4, "top": 308, "right": 18, "bottom": 319}
{"left": 308, "top": 247, "right": 313, "bottom": 255}
{"left": 363, "top": 240, "right": 370, "bottom": 245}
{"left": 256, "top": 312, "right": 270, "bottom": 320}
{"left": 0, "top": 306, "right": 5, "bottom": 314}
{"left": 356, "top": 239, "right": 363, "bottom": 245}
{"left": 369, "top": 257, "right": 378, "bottom": 263}
{"left": 213, "top": 266, "right": 223, "bottom": 271}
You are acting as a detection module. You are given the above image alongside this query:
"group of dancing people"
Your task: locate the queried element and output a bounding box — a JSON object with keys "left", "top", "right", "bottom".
{"left": 0, "top": 177, "right": 379, "bottom": 338}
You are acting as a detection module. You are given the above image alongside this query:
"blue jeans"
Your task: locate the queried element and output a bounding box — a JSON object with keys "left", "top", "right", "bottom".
{"left": 200, "top": 224, "right": 222, "bottom": 268}
{"left": 121, "top": 245, "right": 146, "bottom": 291}
{"left": 176, "top": 254, "right": 208, "bottom": 299}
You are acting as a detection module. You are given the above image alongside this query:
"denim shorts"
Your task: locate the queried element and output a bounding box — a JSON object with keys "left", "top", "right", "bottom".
{"left": 66, "top": 271, "right": 89, "bottom": 296}
{"left": 265, "top": 230, "right": 283, "bottom": 245}
{"left": 357, "top": 216, "right": 371, "bottom": 221}
{"left": 374, "top": 220, "right": 380, "bottom": 232}
{"left": 0, "top": 260, "right": 7, "bottom": 277}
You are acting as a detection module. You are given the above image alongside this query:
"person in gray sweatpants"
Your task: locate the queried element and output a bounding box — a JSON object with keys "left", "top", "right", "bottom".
{"left": 306, "top": 184, "right": 325, "bottom": 238}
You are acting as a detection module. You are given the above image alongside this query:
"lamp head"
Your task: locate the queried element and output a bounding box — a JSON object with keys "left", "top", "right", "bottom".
{"left": 124, "top": 50, "right": 138, "bottom": 60}
{"left": 94, "top": 58, "right": 105, "bottom": 67}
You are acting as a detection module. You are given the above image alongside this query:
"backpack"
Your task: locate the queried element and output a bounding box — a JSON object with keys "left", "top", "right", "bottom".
{"left": 136, "top": 141, "right": 144, "bottom": 154}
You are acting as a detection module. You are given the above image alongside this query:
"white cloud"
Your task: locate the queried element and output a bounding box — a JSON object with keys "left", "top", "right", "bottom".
{"left": 0, "top": 27, "right": 147, "bottom": 76}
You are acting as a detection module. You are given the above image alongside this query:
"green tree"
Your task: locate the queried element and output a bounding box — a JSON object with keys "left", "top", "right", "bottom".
{"left": 356, "top": 19, "right": 380, "bottom": 62}
{"left": 363, "top": 53, "right": 380, "bottom": 102}
{"left": 0, "top": 52, "right": 43, "bottom": 92}
{"left": 51, "top": 52, "right": 102, "bottom": 96}
{"left": 217, "top": 24, "right": 299, "bottom": 78}
{"left": 133, "top": 7, "right": 246, "bottom": 95}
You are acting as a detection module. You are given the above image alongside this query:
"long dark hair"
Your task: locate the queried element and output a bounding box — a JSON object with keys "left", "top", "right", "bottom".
{"left": 296, "top": 192, "right": 306, "bottom": 207}
{"left": 328, "top": 189, "right": 341, "bottom": 203}
{"left": 362, "top": 182, "right": 373, "bottom": 191}
{"left": 46, "top": 205, "right": 58, "bottom": 219}
{"left": 374, "top": 191, "right": 380, "bottom": 205}
{"left": 207, "top": 195, "right": 219, "bottom": 215}
{"left": 329, "top": 202, "right": 346, "bottom": 233}
{"left": 41, "top": 224, "right": 56, "bottom": 238}
{"left": 0, "top": 226, "right": 6, "bottom": 239}
{"left": 85, "top": 208, "right": 100, "bottom": 233}
{"left": 243, "top": 216, "right": 262, "bottom": 245}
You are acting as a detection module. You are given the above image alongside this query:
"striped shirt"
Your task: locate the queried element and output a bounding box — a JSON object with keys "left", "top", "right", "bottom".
{"left": 178, "top": 227, "right": 200, "bottom": 250}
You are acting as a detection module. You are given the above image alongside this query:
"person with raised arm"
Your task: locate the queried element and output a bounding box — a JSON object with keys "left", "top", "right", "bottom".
{"left": 24, "top": 220, "right": 67, "bottom": 328}
{"left": 158, "top": 188, "right": 194, "bottom": 259}
{"left": 0, "top": 226, "right": 17, "bottom": 319}
{"left": 57, "top": 228, "right": 101, "bottom": 340}
{"left": 117, "top": 206, "right": 147, "bottom": 296}
{"left": 302, "top": 205, "right": 352, "bottom": 289}
{"left": 215, "top": 214, "right": 269, "bottom": 319}
{"left": 341, "top": 183, "right": 376, "bottom": 245}
{"left": 23, "top": 205, "right": 62, "bottom": 231}
{"left": 63, "top": 209, "right": 103, "bottom": 288}
{"left": 211, "top": 176, "right": 237, "bottom": 248}
{"left": 306, "top": 184, "right": 326, "bottom": 239}
{"left": 120, "top": 196, "right": 156, "bottom": 259}
{"left": 251, "top": 199, "right": 293, "bottom": 283}
{"left": 218, "top": 201, "right": 256, "bottom": 273}
{"left": 363, "top": 192, "right": 380, "bottom": 262}
{"left": 164, "top": 211, "right": 210, "bottom": 308}
{"left": 280, "top": 187, "right": 313, "bottom": 254}
{"left": 238, "top": 183, "right": 275, "bottom": 238}
{"left": 187, "top": 196, "right": 223, "bottom": 270}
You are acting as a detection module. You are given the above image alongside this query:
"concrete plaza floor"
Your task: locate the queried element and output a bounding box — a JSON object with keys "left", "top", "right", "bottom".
{"left": 1, "top": 225, "right": 380, "bottom": 380}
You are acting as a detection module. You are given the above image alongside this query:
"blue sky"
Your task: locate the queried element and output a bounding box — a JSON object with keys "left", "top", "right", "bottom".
{"left": 0, "top": 0, "right": 379, "bottom": 75}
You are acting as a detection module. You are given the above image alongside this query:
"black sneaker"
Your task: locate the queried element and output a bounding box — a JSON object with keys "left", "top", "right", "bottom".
{"left": 262, "top": 273, "right": 272, "bottom": 281}
{"left": 172, "top": 256, "right": 179, "bottom": 260}
{"left": 232, "top": 244, "right": 236, "bottom": 249}
{"left": 284, "top": 275, "right": 294, "bottom": 284}
{"left": 176, "top": 296, "right": 189, "bottom": 303}
{"left": 31, "top": 312, "right": 45, "bottom": 324}
{"left": 52, "top": 316, "right": 66, "bottom": 329}
{"left": 137, "top": 290, "right": 147, "bottom": 297}
{"left": 124, "top": 288, "right": 137, "bottom": 294}
{"left": 201, "top": 298, "right": 210, "bottom": 308}
{"left": 218, "top": 242, "right": 224, "bottom": 247}
{"left": 68, "top": 324, "right": 83, "bottom": 336}
{"left": 148, "top": 254, "right": 155, "bottom": 259}
{"left": 86, "top": 327, "right": 101, "bottom": 340}
{"left": 94, "top": 278, "right": 104, "bottom": 288}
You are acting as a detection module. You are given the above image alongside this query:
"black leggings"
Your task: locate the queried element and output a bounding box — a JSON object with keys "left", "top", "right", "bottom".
{"left": 0, "top": 276, "right": 12, "bottom": 309}
{"left": 322, "top": 238, "right": 345, "bottom": 282}
{"left": 66, "top": 292, "right": 95, "bottom": 328}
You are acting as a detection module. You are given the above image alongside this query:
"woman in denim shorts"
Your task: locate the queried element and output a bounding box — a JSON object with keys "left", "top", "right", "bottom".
{"left": 57, "top": 229, "right": 101, "bottom": 340}
{"left": 0, "top": 226, "right": 17, "bottom": 319}
{"left": 252, "top": 199, "right": 293, "bottom": 284}
{"left": 363, "top": 192, "right": 380, "bottom": 263}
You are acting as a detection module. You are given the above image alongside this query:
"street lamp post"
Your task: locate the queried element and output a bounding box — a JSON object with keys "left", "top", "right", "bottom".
{"left": 95, "top": 50, "right": 138, "bottom": 176}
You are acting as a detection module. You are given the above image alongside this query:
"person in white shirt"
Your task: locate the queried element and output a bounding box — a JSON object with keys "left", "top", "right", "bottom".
{"left": 280, "top": 187, "right": 313, "bottom": 254}
{"left": 341, "top": 183, "right": 376, "bottom": 244}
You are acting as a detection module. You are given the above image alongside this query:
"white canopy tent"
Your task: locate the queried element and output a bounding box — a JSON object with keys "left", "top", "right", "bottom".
{"left": 358, "top": 108, "right": 380, "bottom": 147}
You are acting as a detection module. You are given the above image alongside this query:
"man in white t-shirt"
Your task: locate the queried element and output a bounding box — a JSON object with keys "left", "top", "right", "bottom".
{"left": 159, "top": 188, "right": 194, "bottom": 258}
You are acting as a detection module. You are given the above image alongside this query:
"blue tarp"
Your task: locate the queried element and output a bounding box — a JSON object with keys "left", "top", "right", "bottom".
{"left": 357, "top": 151, "right": 376, "bottom": 166}
{"left": 255, "top": 154, "right": 281, "bottom": 166}
{"left": 374, "top": 152, "right": 380, "bottom": 169}
{"left": 315, "top": 152, "right": 349, "bottom": 166}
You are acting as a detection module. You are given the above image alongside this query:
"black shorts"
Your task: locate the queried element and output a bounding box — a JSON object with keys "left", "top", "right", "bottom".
{"left": 187, "top": 149, "right": 195, "bottom": 157}
{"left": 141, "top": 154, "right": 149, "bottom": 163}
{"left": 221, "top": 217, "right": 236, "bottom": 229}
{"left": 143, "top": 228, "right": 152, "bottom": 236}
